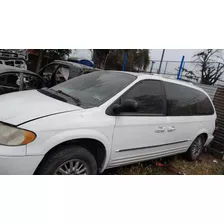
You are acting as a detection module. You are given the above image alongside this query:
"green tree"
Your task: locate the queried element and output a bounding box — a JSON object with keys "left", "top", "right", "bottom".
{"left": 35, "top": 49, "right": 71, "bottom": 72}
{"left": 92, "top": 49, "right": 111, "bottom": 69}
{"left": 92, "top": 49, "right": 150, "bottom": 72}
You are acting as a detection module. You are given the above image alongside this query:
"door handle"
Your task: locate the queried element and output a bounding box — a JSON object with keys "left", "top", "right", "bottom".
{"left": 155, "top": 127, "right": 166, "bottom": 133}
{"left": 167, "top": 126, "right": 176, "bottom": 132}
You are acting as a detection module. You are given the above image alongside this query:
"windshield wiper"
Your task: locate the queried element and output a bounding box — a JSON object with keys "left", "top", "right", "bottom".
{"left": 55, "top": 90, "right": 81, "bottom": 106}
{"left": 38, "top": 88, "right": 67, "bottom": 102}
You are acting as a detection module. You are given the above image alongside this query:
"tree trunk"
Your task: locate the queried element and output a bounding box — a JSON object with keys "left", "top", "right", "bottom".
{"left": 36, "top": 49, "right": 45, "bottom": 72}
{"left": 92, "top": 50, "right": 111, "bottom": 69}
{"left": 103, "top": 50, "right": 112, "bottom": 69}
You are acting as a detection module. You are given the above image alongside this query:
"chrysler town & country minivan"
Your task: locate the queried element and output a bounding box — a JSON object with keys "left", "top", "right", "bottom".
{"left": 0, "top": 71, "right": 216, "bottom": 174}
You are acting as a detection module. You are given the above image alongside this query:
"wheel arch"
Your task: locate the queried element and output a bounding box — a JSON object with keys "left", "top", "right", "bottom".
{"left": 33, "top": 129, "right": 112, "bottom": 174}
{"left": 186, "top": 129, "right": 208, "bottom": 151}
{"left": 195, "top": 129, "right": 208, "bottom": 143}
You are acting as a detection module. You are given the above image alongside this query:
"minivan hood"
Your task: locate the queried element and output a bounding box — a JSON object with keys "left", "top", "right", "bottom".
{"left": 0, "top": 90, "right": 82, "bottom": 126}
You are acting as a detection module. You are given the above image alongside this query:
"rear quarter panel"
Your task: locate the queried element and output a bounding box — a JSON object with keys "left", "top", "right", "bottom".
{"left": 165, "top": 84, "right": 216, "bottom": 150}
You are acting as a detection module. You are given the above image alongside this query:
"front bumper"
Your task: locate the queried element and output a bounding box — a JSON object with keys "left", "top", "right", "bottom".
{"left": 0, "top": 144, "right": 43, "bottom": 174}
{"left": 0, "top": 155, "right": 44, "bottom": 175}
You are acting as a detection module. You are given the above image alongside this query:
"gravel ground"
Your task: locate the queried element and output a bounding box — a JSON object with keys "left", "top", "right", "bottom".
{"left": 103, "top": 152, "right": 224, "bottom": 175}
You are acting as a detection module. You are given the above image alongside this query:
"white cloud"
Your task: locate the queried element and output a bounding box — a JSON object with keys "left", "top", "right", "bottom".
{"left": 71, "top": 49, "right": 199, "bottom": 62}
{"left": 150, "top": 49, "right": 198, "bottom": 61}
{"left": 70, "top": 49, "right": 92, "bottom": 60}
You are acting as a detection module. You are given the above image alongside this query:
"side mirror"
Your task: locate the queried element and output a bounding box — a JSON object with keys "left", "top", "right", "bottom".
{"left": 113, "top": 99, "right": 138, "bottom": 114}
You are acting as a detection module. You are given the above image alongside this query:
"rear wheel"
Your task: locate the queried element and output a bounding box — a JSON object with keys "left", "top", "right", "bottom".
{"left": 36, "top": 145, "right": 97, "bottom": 175}
{"left": 186, "top": 136, "right": 205, "bottom": 161}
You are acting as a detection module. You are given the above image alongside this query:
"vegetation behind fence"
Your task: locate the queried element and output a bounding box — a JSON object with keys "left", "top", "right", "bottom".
{"left": 148, "top": 60, "right": 224, "bottom": 86}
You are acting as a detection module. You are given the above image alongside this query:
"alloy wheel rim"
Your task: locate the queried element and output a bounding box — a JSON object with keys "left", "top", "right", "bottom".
{"left": 192, "top": 138, "right": 202, "bottom": 157}
{"left": 54, "top": 159, "right": 87, "bottom": 175}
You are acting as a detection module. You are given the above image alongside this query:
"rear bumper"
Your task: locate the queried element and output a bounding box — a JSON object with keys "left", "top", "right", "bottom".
{"left": 204, "top": 135, "right": 214, "bottom": 146}
{"left": 0, "top": 155, "right": 43, "bottom": 175}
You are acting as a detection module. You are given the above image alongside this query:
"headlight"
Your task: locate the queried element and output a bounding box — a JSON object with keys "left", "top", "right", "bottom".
{"left": 0, "top": 123, "right": 36, "bottom": 146}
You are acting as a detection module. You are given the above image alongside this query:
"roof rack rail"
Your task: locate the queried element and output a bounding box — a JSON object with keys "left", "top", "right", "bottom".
{"left": 152, "top": 74, "right": 196, "bottom": 85}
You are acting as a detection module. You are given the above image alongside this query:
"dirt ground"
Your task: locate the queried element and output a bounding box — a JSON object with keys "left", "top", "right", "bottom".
{"left": 103, "top": 151, "right": 224, "bottom": 175}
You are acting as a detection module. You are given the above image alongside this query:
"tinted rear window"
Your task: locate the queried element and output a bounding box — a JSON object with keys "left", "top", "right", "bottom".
{"left": 164, "top": 82, "right": 214, "bottom": 116}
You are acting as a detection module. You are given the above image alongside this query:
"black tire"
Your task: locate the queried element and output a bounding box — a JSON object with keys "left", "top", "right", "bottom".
{"left": 36, "top": 145, "right": 97, "bottom": 175}
{"left": 186, "top": 135, "right": 205, "bottom": 161}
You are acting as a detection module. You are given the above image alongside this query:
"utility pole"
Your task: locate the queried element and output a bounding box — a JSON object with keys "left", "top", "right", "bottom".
{"left": 158, "top": 49, "right": 165, "bottom": 74}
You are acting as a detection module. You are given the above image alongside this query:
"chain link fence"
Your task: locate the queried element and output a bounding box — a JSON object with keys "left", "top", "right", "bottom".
{"left": 148, "top": 60, "right": 224, "bottom": 84}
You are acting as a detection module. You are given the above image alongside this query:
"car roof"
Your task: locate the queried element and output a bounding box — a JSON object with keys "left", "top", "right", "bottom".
{"left": 53, "top": 60, "right": 100, "bottom": 70}
{"left": 103, "top": 70, "right": 205, "bottom": 93}
{"left": 0, "top": 65, "right": 37, "bottom": 75}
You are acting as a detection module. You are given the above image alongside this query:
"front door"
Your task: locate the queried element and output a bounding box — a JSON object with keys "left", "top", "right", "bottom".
{"left": 21, "top": 73, "right": 44, "bottom": 91}
{"left": 109, "top": 79, "right": 172, "bottom": 168}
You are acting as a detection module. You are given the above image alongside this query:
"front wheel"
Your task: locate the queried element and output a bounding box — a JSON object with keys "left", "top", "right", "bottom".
{"left": 36, "top": 145, "right": 97, "bottom": 175}
{"left": 186, "top": 136, "right": 205, "bottom": 161}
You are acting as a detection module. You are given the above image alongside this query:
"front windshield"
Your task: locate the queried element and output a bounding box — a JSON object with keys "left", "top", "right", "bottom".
{"left": 50, "top": 71, "right": 136, "bottom": 108}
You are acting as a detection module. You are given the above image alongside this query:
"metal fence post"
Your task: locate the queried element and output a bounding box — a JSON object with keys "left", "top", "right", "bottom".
{"left": 164, "top": 61, "right": 168, "bottom": 74}
{"left": 122, "top": 51, "right": 128, "bottom": 71}
{"left": 150, "top": 61, "right": 155, "bottom": 73}
{"left": 177, "top": 56, "right": 185, "bottom": 79}
{"left": 181, "top": 61, "right": 185, "bottom": 76}
{"left": 158, "top": 49, "right": 165, "bottom": 74}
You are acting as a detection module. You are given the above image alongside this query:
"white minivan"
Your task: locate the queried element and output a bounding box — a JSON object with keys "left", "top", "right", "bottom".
{"left": 0, "top": 71, "right": 216, "bottom": 174}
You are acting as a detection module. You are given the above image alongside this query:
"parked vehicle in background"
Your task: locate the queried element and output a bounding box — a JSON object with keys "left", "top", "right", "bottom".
{"left": 0, "top": 60, "right": 98, "bottom": 95}
{"left": 0, "top": 65, "right": 44, "bottom": 95}
{"left": 38, "top": 60, "right": 99, "bottom": 87}
{"left": 0, "top": 71, "right": 216, "bottom": 174}
{"left": 0, "top": 50, "right": 28, "bottom": 70}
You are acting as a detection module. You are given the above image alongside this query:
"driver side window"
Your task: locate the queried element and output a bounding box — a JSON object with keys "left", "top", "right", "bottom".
{"left": 22, "top": 73, "right": 43, "bottom": 90}
{"left": 0, "top": 74, "right": 6, "bottom": 85}
{"left": 5, "top": 73, "right": 20, "bottom": 88}
{"left": 120, "top": 80, "right": 166, "bottom": 115}
{"left": 55, "top": 66, "right": 70, "bottom": 84}
{"left": 42, "top": 64, "right": 57, "bottom": 76}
